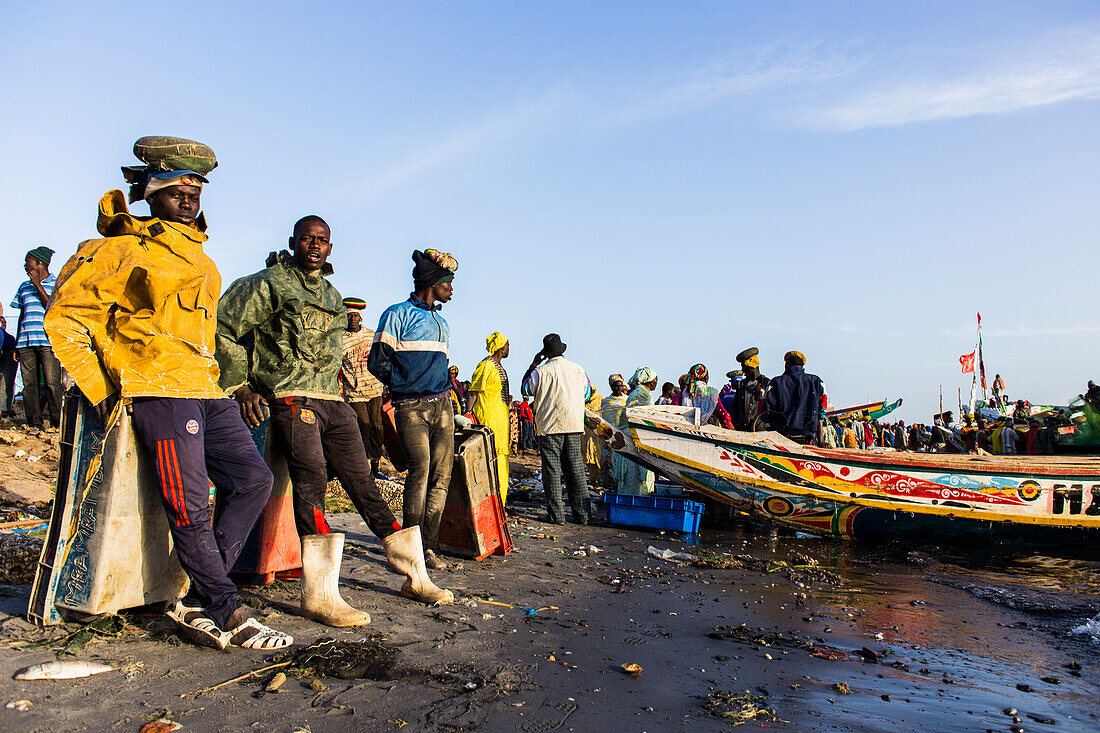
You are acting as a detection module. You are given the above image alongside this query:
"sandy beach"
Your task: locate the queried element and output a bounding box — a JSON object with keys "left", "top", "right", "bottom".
{"left": 1, "top": 480, "right": 1097, "bottom": 732}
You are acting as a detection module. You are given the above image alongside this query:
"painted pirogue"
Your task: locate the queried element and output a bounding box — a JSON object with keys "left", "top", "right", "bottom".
{"left": 589, "top": 405, "right": 1100, "bottom": 542}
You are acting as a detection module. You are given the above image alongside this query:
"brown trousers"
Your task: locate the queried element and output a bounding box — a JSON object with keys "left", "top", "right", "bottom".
{"left": 350, "top": 397, "right": 386, "bottom": 462}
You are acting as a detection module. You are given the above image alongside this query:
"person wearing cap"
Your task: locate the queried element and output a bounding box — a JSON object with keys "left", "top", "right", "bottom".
{"left": 468, "top": 331, "right": 512, "bottom": 502}
{"left": 44, "top": 139, "right": 292, "bottom": 650}
{"left": 10, "top": 246, "right": 63, "bottom": 429}
{"left": 522, "top": 334, "right": 595, "bottom": 524}
{"left": 763, "top": 351, "right": 827, "bottom": 444}
{"left": 340, "top": 296, "right": 391, "bottom": 478}
{"left": 728, "top": 347, "right": 769, "bottom": 431}
{"left": 217, "top": 222, "right": 455, "bottom": 626}
{"left": 368, "top": 249, "right": 459, "bottom": 569}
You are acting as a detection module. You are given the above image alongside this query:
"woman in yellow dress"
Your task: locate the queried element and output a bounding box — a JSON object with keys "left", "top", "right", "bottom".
{"left": 469, "top": 332, "right": 511, "bottom": 503}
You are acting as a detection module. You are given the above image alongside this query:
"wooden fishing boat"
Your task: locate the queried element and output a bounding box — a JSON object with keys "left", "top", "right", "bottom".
{"left": 826, "top": 398, "right": 902, "bottom": 422}
{"left": 604, "top": 406, "right": 1100, "bottom": 542}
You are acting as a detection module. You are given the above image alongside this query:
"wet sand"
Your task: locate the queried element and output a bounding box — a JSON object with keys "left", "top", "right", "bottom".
{"left": 0, "top": 499, "right": 1098, "bottom": 732}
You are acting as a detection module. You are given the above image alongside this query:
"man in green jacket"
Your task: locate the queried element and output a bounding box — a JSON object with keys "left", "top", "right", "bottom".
{"left": 216, "top": 215, "right": 453, "bottom": 627}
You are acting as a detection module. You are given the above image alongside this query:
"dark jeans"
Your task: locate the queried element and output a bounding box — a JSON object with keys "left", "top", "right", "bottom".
{"left": 520, "top": 420, "right": 535, "bottom": 450}
{"left": 394, "top": 395, "right": 454, "bottom": 550}
{"left": 16, "top": 346, "right": 62, "bottom": 428}
{"left": 270, "top": 397, "right": 398, "bottom": 540}
{"left": 130, "top": 397, "right": 273, "bottom": 629}
{"left": 0, "top": 353, "right": 17, "bottom": 413}
{"left": 349, "top": 397, "right": 385, "bottom": 462}
{"left": 538, "top": 432, "right": 591, "bottom": 524}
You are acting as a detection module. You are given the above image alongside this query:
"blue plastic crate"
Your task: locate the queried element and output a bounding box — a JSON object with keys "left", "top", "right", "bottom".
{"left": 602, "top": 493, "right": 704, "bottom": 533}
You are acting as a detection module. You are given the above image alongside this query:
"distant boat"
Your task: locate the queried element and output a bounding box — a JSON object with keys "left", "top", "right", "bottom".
{"left": 589, "top": 405, "right": 1100, "bottom": 543}
{"left": 826, "top": 399, "right": 902, "bottom": 422}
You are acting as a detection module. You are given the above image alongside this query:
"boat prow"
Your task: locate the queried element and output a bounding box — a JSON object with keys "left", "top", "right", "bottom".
{"left": 622, "top": 406, "right": 1100, "bottom": 543}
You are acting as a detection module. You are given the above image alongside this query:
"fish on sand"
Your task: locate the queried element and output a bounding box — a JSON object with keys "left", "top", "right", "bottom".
{"left": 14, "top": 661, "right": 114, "bottom": 680}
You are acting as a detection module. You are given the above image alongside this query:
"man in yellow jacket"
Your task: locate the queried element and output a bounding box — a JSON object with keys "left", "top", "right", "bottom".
{"left": 43, "top": 139, "right": 291, "bottom": 651}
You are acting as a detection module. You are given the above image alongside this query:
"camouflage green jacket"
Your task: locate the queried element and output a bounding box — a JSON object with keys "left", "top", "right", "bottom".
{"left": 215, "top": 251, "right": 346, "bottom": 400}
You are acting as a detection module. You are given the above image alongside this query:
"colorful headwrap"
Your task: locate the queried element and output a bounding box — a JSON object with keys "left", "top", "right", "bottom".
{"left": 26, "top": 246, "right": 54, "bottom": 266}
{"left": 608, "top": 374, "right": 625, "bottom": 389}
{"left": 342, "top": 297, "right": 366, "bottom": 310}
{"left": 141, "top": 170, "right": 206, "bottom": 202}
{"left": 412, "top": 249, "right": 459, "bottom": 288}
{"left": 678, "top": 373, "right": 689, "bottom": 388}
{"left": 449, "top": 365, "right": 460, "bottom": 377}
{"left": 687, "top": 363, "right": 709, "bottom": 398}
{"left": 784, "top": 351, "right": 806, "bottom": 366}
{"left": 629, "top": 367, "right": 657, "bottom": 388}
{"left": 486, "top": 331, "right": 508, "bottom": 354}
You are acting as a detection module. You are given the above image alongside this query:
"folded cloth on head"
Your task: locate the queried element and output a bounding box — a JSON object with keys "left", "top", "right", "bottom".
{"left": 629, "top": 367, "right": 656, "bottom": 387}
{"left": 412, "top": 249, "right": 459, "bottom": 289}
{"left": 486, "top": 331, "right": 508, "bottom": 354}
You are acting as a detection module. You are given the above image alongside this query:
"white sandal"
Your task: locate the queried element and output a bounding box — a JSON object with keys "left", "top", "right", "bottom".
{"left": 167, "top": 601, "right": 230, "bottom": 650}
{"left": 227, "top": 616, "right": 294, "bottom": 650}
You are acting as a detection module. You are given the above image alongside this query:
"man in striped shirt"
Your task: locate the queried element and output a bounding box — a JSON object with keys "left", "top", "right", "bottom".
{"left": 10, "top": 246, "right": 62, "bottom": 429}
{"left": 340, "top": 297, "right": 390, "bottom": 478}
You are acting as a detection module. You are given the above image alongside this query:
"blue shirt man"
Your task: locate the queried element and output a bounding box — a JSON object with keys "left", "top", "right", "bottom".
{"left": 10, "top": 246, "right": 62, "bottom": 428}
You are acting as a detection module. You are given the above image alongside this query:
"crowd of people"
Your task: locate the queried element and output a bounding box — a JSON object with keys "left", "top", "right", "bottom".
{"left": 8, "top": 134, "right": 1082, "bottom": 655}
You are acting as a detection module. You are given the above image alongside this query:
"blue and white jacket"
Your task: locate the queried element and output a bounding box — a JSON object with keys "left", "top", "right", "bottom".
{"left": 367, "top": 294, "right": 451, "bottom": 400}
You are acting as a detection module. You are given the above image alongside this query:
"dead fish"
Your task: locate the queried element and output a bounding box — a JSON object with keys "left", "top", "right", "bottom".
{"left": 14, "top": 661, "right": 115, "bottom": 680}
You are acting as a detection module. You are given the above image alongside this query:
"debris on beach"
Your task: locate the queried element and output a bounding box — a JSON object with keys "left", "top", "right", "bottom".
{"left": 0, "top": 532, "right": 44, "bottom": 584}
{"left": 5, "top": 700, "right": 32, "bottom": 711}
{"left": 272, "top": 637, "right": 402, "bottom": 680}
{"left": 14, "top": 660, "right": 114, "bottom": 680}
{"left": 139, "top": 719, "right": 182, "bottom": 733}
{"left": 703, "top": 689, "right": 782, "bottom": 726}
{"left": 620, "top": 662, "right": 642, "bottom": 676}
{"left": 646, "top": 546, "right": 696, "bottom": 563}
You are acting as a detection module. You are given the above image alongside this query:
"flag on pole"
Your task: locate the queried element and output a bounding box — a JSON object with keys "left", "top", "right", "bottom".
{"left": 960, "top": 350, "right": 976, "bottom": 373}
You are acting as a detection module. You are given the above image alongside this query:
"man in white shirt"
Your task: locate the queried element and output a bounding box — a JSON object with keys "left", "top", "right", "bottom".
{"left": 521, "top": 334, "right": 594, "bottom": 524}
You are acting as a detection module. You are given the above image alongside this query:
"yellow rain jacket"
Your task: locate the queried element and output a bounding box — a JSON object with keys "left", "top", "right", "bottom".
{"left": 44, "top": 190, "right": 224, "bottom": 405}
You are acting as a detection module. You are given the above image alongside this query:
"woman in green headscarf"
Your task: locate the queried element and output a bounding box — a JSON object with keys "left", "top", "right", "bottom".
{"left": 613, "top": 367, "right": 659, "bottom": 496}
{"left": 469, "top": 331, "right": 511, "bottom": 503}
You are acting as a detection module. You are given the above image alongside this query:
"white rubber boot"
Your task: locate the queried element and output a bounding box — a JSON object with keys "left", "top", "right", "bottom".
{"left": 300, "top": 533, "right": 371, "bottom": 626}
{"left": 382, "top": 527, "right": 455, "bottom": 605}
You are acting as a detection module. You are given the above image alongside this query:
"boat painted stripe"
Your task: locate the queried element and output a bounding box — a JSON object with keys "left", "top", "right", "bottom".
{"left": 631, "top": 419, "right": 1100, "bottom": 480}
{"left": 632, "top": 431, "right": 1100, "bottom": 529}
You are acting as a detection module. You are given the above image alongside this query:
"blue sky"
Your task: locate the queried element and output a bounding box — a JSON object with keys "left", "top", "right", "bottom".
{"left": 2, "top": 2, "right": 1098, "bottom": 420}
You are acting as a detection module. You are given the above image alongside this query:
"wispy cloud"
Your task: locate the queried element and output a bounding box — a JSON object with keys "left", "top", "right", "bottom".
{"left": 358, "top": 26, "right": 1100, "bottom": 195}
{"left": 595, "top": 42, "right": 863, "bottom": 128}
{"left": 359, "top": 44, "right": 858, "bottom": 197}
{"left": 814, "top": 27, "right": 1100, "bottom": 131}
{"left": 360, "top": 84, "right": 576, "bottom": 198}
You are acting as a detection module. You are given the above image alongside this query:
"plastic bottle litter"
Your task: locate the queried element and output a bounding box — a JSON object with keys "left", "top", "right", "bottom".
{"left": 646, "top": 546, "right": 697, "bottom": 563}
